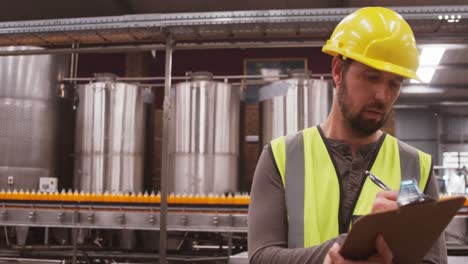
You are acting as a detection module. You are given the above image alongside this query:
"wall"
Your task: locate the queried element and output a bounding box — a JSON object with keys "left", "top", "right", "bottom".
{"left": 440, "top": 114, "right": 468, "bottom": 163}
{"left": 395, "top": 108, "right": 439, "bottom": 164}
{"left": 442, "top": 115, "right": 468, "bottom": 143}
{"left": 395, "top": 108, "right": 468, "bottom": 167}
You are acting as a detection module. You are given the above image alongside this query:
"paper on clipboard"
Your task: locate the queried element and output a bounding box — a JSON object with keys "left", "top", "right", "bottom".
{"left": 340, "top": 196, "right": 465, "bottom": 264}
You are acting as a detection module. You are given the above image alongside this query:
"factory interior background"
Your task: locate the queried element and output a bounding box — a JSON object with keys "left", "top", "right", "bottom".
{"left": 0, "top": 0, "right": 468, "bottom": 263}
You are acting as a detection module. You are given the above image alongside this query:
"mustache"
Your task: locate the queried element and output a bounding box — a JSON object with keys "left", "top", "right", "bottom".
{"left": 363, "top": 102, "right": 386, "bottom": 112}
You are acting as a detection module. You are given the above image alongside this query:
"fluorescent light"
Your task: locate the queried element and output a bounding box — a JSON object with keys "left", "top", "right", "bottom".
{"left": 393, "top": 104, "right": 430, "bottom": 109}
{"left": 415, "top": 68, "right": 437, "bottom": 83}
{"left": 401, "top": 85, "right": 444, "bottom": 94}
{"left": 439, "top": 101, "right": 468, "bottom": 106}
{"left": 419, "top": 47, "right": 446, "bottom": 66}
{"left": 411, "top": 46, "right": 446, "bottom": 83}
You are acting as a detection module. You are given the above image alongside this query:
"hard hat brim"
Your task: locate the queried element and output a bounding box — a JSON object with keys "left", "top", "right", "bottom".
{"left": 323, "top": 45, "right": 422, "bottom": 82}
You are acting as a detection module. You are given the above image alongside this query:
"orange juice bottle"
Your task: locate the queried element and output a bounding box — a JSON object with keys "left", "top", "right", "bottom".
{"left": 199, "top": 193, "right": 205, "bottom": 204}
{"left": 191, "top": 193, "right": 199, "bottom": 204}
{"left": 219, "top": 194, "right": 228, "bottom": 205}
{"left": 24, "top": 190, "right": 32, "bottom": 201}
{"left": 0, "top": 189, "right": 5, "bottom": 201}
{"left": 12, "top": 189, "right": 18, "bottom": 201}
{"left": 186, "top": 193, "right": 195, "bottom": 204}
{"left": 176, "top": 194, "right": 183, "bottom": 204}
{"left": 243, "top": 193, "right": 250, "bottom": 205}
{"left": 128, "top": 192, "right": 136, "bottom": 203}
{"left": 167, "top": 193, "right": 175, "bottom": 204}
{"left": 134, "top": 192, "right": 142, "bottom": 203}
{"left": 93, "top": 192, "right": 102, "bottom": 203}
{"left": 111, "top": 192, "right": 121, "bottom": 203}
{"left": 50, "top": 191, "right": 59, "bottom": 201}
{"left": 28, "top": 190, "right": 36, "bottom": 201}
{"left": 179, "top": 193, "right": 188, "bottom": 204}
{"left": 148, "top": 192, "right": 156, "bottom": 204}
{"left": 42, "top": 191, "right": 51, "bottom": 201}
{"left": 207, "top": 193, "right": 215, "bottom": 204}
{"left": 61, "top": 189, "right": 69, "bottom": 202}
{"left": 227, "top": 193, "right": 234, "bottom": 205}
{"left": 141, "top": 191, "right": 148, "bottom": 203}
{"left": 103, "top": 191, "right": 111, "bottom": 203}
{"left": 37, "top": 191, "right": 45, "bottom": 201}
{"left": 17, "top": 189, "right": 25, "bottom": 201}
{"left": 233, "top": 193, "right": 242, "bottom": 205}
{"left": 155, "top": 191, "right": 161, "bottom": 204}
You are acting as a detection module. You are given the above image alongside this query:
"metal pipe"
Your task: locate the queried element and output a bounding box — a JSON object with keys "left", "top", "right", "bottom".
{"left": 227, "top": 232, "right": 233, "bottom": 257}
{"left": 58, "top": 73, "right": 331, "bottom": 91}
{"left": 0, "top": 39, "right": 464, "bottom": 56}
{"left": 159, "top": 33, "right": 174, "bottom": 264}
{"left": 436, "top": 112, "right": 442, "bottom": 166}
{"left": 1, "top": 249, "right": 231, "bottom": 262}
{"left": 44, "top": 227, "right": 49, "bottom": 246}
{"left": 0, "top": 257, "right": 63, "bottom": 263}
{"left": 462, "top": 113, "right": 465, "bottom": 147}
{"left": 10, "top": 245, "right": 76, "bottom": 250}
{"left": 174, "top": 41, "right": 325, "bottom": 49}
{"left": 0, "top": 44, "right": 167, "bottom": 56}
{"left": 3, "top": 227, "right": 9, "bottom": 247}
{"left": 73, "top": 43, "right": 79, "bottom": 82}
{"left": 60, "top": 73, "right": 332, "bottom": 82}
{"left": 0, "top": 41, "right": 327, "bottom": 56}
{"left": 61, "top": 74, "right": 288, "bottom": 82}
{"left": 72, "top": 228, "right": 77, "bottom": 264}
{"left": 69, "top": 44, "right": 76, "bottom": 81}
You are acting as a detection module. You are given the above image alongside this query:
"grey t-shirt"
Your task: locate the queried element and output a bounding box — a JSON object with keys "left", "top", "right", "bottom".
{"left": 248, "top": 132, "right": 447, "bottom": 264}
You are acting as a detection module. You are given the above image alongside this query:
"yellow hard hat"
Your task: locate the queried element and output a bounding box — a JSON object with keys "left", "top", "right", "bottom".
{"left": 322, "top": 7, "right": 420, "bottom": 80}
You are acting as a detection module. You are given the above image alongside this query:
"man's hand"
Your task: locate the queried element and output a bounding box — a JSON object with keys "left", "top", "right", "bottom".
{"left": 371, "top": 191, "right": 398, "bottom": 213}
{"left": 323, "top": 235, "right": 393, "bottom": 264}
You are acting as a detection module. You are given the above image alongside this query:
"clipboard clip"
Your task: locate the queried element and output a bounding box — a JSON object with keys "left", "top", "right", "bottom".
{"left": 365, "top": 171, "right": 435, "bottom": 207}
{"left": 397, "top": 179, "right": 435, "bottom": 207}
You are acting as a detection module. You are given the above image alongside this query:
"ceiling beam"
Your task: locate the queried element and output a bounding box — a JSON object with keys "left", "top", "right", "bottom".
{"left": 0, "top": 5, "right": 466, "bottom": 47}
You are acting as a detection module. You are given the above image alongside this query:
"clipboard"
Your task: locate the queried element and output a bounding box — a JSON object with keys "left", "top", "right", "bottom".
{"left": 340, "top": 196, "right": 465, "bottom": 264}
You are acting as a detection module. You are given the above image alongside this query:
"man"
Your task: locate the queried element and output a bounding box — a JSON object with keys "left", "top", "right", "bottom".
{"left": 248, "top": 6, "right": 447, "bottom": 264}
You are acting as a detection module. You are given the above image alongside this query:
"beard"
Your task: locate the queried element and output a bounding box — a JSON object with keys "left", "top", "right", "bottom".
{"left": 337, "top": 81, "right": 389, "bottom": 137}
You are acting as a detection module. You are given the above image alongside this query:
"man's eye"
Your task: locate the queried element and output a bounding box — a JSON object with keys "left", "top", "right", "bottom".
{"left": 365, "top": 74, "right": 380, "bottom": 81}
{"left": 390, "top": 81, "right": 402, "bottom": 89}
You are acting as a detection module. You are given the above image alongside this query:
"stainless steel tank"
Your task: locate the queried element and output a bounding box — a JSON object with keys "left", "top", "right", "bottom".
{"left": 260, "top": 70, "right": 330, "bottom": 145}
{"left": 169, "top": 72, "right": 239, "bottom": 194}
{"left": 74, "top": 79, "right": 146, "bottom": 194}
{"left": 0, "top": 46, "right": 68, "bottom": 190}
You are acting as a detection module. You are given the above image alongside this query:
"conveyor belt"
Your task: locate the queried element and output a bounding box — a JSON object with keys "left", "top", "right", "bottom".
{"left": 0, "top": 192, "right": 249, "bottom": 232}
{"left": 0, "top": 190, "right": 249, "bottom": 205}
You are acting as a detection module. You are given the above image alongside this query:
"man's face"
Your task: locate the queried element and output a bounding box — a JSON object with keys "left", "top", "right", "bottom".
{"left": 336, "top": 61, "right": 403, "bottom": 137}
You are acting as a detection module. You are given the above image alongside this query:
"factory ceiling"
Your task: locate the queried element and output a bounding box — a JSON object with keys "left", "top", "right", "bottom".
{"left": 0, "top": 0, "right": 467, "bottom": 21}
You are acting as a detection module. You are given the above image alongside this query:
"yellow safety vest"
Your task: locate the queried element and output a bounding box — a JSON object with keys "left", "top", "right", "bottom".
{"left": 270, "top": 126, "right": 432, "bottom": 248}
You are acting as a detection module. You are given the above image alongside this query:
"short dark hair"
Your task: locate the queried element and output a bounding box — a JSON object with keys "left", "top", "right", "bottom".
{"left": 340, "top": 56, "right": 353, "bottom": 77}
{"left": 333, "top": 56, "right": 353, "bottom": 87}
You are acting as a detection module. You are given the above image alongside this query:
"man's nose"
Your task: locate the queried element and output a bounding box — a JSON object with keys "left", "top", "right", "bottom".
{"left": 374, "top": 83, "right": 390, "bottom": 101}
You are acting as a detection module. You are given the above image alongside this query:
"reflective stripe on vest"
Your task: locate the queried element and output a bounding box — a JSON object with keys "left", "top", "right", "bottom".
{"left": 270, "top": 126, "right": 431, "bottom": 248}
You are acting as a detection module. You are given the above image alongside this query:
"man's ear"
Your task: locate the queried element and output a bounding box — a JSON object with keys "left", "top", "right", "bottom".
{"left": 331, "top": 56, "right": 344, "bottom": 89}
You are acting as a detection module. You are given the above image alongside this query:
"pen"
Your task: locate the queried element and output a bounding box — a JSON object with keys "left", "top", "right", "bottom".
{"left": 365, "top": 170, "right": 391, "bottom": 191}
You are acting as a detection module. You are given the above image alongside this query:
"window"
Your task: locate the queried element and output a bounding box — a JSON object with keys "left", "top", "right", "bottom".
{"left": 441, "top": 152, "right": 468, "bottom": 194}
{"left": 442, "top": 152, "right": 468, "bottom": 169}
